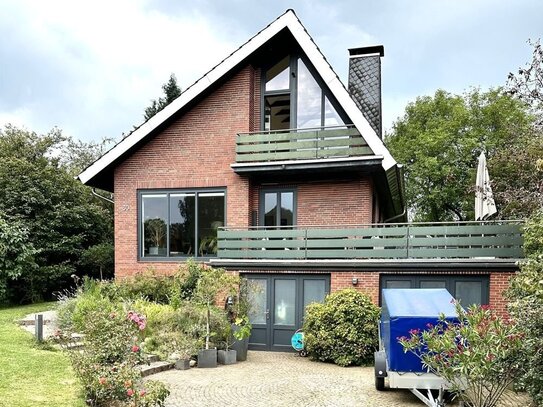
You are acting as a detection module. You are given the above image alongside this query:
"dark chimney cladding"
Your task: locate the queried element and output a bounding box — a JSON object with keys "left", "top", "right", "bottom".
{"left": 348, "top": 45, "right": 384, "bottom": 138}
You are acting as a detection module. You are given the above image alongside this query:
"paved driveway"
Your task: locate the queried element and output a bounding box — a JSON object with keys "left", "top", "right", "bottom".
{"left": 152, "top": 351, "right": 429, "bottom": 407}
{"left": 151, "top": 351, "right": 532, "bottom": 407}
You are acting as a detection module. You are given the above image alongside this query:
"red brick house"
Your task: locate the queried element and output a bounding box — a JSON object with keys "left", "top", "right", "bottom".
{"left": 79, "top": 10, "right": 523, "bottom": 351}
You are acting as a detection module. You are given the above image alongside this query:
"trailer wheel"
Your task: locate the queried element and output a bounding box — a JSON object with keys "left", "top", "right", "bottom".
{"left": 375, "top": 376, "right": 385, "bottom": 391}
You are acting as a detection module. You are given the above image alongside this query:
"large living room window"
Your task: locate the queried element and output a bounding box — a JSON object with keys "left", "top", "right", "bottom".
{"left": 140, "top": 189, "right": 225, "bottom": 259}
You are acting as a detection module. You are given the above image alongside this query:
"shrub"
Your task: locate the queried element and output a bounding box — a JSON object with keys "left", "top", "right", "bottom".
{"left": 57, "top": 308, "right": 169, "bottom": 406}
{"left": 399, "top": 302, "right": 525, "bottom": 407}
{"left": 56, "top": 278, "right": 121, "bottom": 332}
{"left": 507, "top": 211, "right": 543, "bottom": 405}
{"left": 303, "top": 289, "right": 379, "bottom": 366}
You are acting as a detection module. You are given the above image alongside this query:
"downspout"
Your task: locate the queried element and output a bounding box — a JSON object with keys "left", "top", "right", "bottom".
{"left": 91, "top": 188, "right": 114, "bottom": 204}
{"left": 383, "top": 206, "right": 406, "bottom": 223}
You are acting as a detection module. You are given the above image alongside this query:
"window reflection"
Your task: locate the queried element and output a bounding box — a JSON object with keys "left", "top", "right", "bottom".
{"left": 142, "top": 195, "right": 168, "bottom": 257}
{"left": 265, "top": 56, "right": 290, "bottom": 91}
{"left": 324, "top": 96, "right": 344, "bottom": 127}
{"left": 198, "top": 193, "right": 225, "bottom": 257}
{"left": 297, "top": 60, "right": 322, "bottom": 129}
{"left": 169, "top": 194, "right": 195, "bottom": 257}
{"left": 264, "top": 193, "right": 277, "bottom": 227}
{"left": 280, "top": 192, "right": 293, "bottom": 227}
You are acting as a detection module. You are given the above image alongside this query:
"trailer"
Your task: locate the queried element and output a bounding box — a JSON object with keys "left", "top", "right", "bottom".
{"left": 374, "top": 289, "right": 459, "bottom": 407}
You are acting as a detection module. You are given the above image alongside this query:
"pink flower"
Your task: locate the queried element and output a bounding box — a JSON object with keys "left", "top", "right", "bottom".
{"left": 140, "top": 390, "right": 146, "bottom": 397}
{"left": 408, "top": 328, "right": 420, "bottom": 335}
{"left": 131, "top": 345, "right": 140, "bottom": 353}
{"left": 127, "top": 389, "right": 134, "bottom": 397}
{"left": 98, "top": 377, "right": 107, "bottom": 385}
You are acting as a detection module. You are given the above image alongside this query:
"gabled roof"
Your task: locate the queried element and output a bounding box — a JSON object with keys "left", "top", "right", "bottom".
{"left": 78, "top": 9, "right": 397, "bottom": 187}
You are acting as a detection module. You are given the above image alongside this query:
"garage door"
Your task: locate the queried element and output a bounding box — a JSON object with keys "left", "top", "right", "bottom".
{"left": 380, "top": 274, "right": 489, "bottom": 306}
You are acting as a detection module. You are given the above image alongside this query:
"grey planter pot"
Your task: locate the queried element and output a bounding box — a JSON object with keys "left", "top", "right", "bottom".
{"left": 231, "top": 337, "right": 249, "bottom": 361}
{"left": 217, "top": 349, "right": 237, "bottom": 365}
{"left": 197, "top": 349, "right": 217, "bottom": 368}
{"left": 175, "top": 358, "right": 190, "bottom": 370}
{"left": 231, "top": 324, "right": 250, "bottom": 361}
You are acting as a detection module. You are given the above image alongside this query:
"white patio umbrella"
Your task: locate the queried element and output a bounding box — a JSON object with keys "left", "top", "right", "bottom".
{"left": 475, "top": 152, "right": 497, "bottom": 221}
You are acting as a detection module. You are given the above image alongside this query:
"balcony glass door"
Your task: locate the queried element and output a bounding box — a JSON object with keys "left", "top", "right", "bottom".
{"left": 261, "top": 190, "right": 295, "bottom": 228}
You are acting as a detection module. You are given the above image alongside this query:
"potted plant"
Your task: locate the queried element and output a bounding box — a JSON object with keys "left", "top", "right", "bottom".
{"left": 230, "top": 316, "right": 252, "bottom": 362}
{"left": 217, "top": 324, "right": 237, "bottom": 365}
{"left": 170, "top": 335, "right": 197, "bottom": 371}
{"left": 144, "top": 218, "right": 166, "bottom": 255}
{"left": 228, "top": 278, "right": 256, "bottom": 361}
{"left": 193, "top": 263, "right": 239, "bottom": 368}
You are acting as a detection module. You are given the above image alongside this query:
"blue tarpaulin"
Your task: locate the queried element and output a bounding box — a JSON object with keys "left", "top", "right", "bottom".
{"left": 381, "top": 289, "right": 458, "bottom": 373}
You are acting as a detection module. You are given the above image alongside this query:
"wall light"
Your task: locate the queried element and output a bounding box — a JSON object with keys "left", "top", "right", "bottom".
{"left": 352, "top": 277, "right": 359, "bottom": 286}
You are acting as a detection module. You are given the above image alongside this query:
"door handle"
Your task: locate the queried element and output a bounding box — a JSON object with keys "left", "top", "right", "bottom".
{"left": 265, "top": 309, "right": 270, "bottom": 320}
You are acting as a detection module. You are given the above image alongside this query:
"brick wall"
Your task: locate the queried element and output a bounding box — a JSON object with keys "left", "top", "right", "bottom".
{"left": 114, "top": 66, "right": 258, "bottom": 278}
{"left": 249, "top": 178, "right": 373, "bottom": 226}
{"left": 489, "top": 272, "right": 513, "bottom": 316}
{"left": 330, "top": 270, "right": 515, "bottom": 317}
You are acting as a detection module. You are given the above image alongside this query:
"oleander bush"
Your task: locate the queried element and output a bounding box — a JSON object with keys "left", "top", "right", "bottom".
{"left": 399, "top": 302, "right": 525, "bottom": 407}
{"left": 303, "top": 289, "right": 380, "bottom": 367}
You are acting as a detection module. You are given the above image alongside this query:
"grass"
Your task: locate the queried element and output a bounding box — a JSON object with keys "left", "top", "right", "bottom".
{"left": 0, "top": 302, "right": 85, "bottom": 407}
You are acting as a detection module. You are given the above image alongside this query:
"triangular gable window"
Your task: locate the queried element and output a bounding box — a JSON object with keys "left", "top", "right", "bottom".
{"left": 263, "top": 56, "right": 345, "bottom": 131}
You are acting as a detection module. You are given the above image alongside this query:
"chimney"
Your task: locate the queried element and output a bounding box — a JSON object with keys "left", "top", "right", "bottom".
{"left": 348, "top": 45, "right": 384, "bottom": 138}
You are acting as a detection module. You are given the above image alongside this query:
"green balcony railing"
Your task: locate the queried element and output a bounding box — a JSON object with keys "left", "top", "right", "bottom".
{"left": 217, "top": 221, "right": 524, "bottom": 260}
{"left": 235, "top": 125, "right": 372, "bottom": 163}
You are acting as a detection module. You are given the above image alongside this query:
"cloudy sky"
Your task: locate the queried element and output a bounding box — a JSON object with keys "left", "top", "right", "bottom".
{"left": 1, "top": 0, "right": 541, "bottom": 143}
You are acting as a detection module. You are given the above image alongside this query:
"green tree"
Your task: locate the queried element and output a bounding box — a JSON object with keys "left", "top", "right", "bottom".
{"left": 386, "top": 88, "right": 534, "bottom": 221}
{"left": 507, "top": 39, "right": 543, "bottom": 125}
{"left": 0, "top": 214, "right": 37, "bottom": 303}
{"left": 508, "top": 212, "right": 543, "bottom": 405}
{"left": 0, "top": 125, "right": 113, "bottom": 302}
{"left": 144, "top": 74, "right": 182, "bottom": 121}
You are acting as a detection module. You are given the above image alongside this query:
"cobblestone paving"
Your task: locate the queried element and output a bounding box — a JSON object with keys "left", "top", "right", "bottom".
{"left": 151, "top": 351, "right": 533, "bottom": 407}
{"left": 151, "top": 351, "right": 420, "bottom": 407}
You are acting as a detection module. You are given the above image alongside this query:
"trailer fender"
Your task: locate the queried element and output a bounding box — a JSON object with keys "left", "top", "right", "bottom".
{"left": 374, "top": 351, "right": 387, "bottom": 378}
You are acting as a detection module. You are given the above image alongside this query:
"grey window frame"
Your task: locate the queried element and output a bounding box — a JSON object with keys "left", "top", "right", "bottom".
{"left": 137, "top": 188, "right": 227, "bottom": 261}
{"left": 259, "top": 188, "right": 297, "bottom": 227}
{"left": 379, "top": 274, "right": 490, "bottom": 306}
{"left": 260, "top": 54, "right": 349, "bottom": 131}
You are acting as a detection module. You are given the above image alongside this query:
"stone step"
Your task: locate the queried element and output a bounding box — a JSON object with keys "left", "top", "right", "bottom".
{"left": 139, "top": 361, "right": 174, "bottom": 377}
{"left": 146, "top": 354, "right": 160, "bottom": 363}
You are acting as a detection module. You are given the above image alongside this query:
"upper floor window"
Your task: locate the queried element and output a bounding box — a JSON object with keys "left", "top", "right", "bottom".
{"left": 140, "top": 189, "right": 225, "bottom": 259}
{"left": 263, "top": 55, "right": 345, "bottom": 131}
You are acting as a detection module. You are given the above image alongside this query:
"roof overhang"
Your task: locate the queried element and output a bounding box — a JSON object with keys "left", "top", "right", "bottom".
{"left": 77, "top": 9, "right": 397, "bottom": 191}
{"left": 231, "top": 155, "right": 383, "bottom": 175}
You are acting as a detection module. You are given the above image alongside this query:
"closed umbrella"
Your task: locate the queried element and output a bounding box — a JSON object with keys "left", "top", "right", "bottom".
{"left": 475, "top": 152, "right": 497, "bottom": 221}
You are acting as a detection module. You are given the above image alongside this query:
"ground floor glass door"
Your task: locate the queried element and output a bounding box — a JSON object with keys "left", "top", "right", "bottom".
{"left": 245, "top": 274, "right": 330, "bottom": 351}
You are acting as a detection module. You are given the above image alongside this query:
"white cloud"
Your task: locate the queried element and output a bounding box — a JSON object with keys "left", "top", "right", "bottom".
{"left": 0, "top": 0, "right": 241, "bottom": 141}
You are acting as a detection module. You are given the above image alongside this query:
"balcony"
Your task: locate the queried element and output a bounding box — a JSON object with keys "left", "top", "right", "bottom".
{"left": 231, "top": 125, "right": 382, "bottom": 174}
{"left": 213, "top": 221, "right": 524, "bottom": 267}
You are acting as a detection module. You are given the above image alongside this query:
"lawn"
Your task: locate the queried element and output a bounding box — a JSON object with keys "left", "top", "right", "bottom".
{"left": 0, "top": 302, "right": 85, "bottom": 407}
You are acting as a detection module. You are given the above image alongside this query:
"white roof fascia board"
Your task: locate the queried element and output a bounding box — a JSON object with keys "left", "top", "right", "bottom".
{"left": 78, "top": 10, "right": 396, "bottom": 185}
